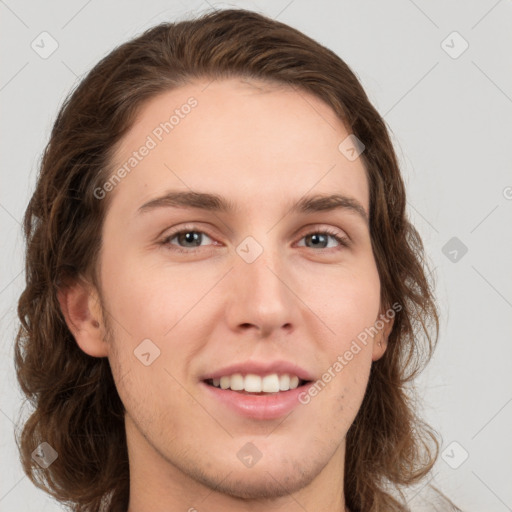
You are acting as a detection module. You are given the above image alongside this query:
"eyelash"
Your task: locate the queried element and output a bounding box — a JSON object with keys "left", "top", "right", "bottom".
{"left": 160, "top": 225, "right": 350, "bottom": 254}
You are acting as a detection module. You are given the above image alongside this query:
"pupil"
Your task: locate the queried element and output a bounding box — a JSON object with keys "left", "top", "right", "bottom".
{"left": 180, "top": 232, "right": 201, "bottom": 247}
{"left": 308, "top": 233, "right": 327, "bottom": 248}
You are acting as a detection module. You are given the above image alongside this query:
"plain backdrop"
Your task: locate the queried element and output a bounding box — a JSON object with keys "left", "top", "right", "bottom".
{"left": 1, "top": 1, "right": 511, "bottom": 510}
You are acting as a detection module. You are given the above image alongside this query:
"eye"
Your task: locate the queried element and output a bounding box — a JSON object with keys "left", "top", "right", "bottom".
{"left": 296, "top": 228, "right": 349, "bottom": 250}
{"left": 160, "top": 225, "right": 349, "bottom": 254}
{"left": 161, "top": 226, "right": 216, "bottom": 254}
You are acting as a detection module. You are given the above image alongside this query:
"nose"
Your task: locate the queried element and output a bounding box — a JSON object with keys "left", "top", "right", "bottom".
{"left": 224, "top": 243, "right": 299, "bottom": 338}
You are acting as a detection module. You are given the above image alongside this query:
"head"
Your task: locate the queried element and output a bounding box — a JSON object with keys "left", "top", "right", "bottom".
{"left": 15, "top": 8, "right": 440, "bottom": 512}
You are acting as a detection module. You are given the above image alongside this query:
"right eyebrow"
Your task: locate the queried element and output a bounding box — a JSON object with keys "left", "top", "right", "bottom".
{"left": 137, "top": 191, "right": 239, "bottom": 215}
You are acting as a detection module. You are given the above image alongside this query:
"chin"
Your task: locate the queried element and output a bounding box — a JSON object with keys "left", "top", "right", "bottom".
{"left": 202, "top": 465, "right": 314, "bottom": 501}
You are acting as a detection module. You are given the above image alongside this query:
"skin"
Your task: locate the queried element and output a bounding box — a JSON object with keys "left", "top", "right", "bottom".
{"left": 59, "top": 77, "right": 393, "bottom": 512}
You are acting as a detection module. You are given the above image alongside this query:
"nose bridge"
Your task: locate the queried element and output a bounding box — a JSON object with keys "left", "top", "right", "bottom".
{"left": 228, "top": 235, "right": 296, "bottom": 334}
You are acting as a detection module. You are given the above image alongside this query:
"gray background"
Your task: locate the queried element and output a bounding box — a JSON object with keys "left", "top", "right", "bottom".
{"left": 1, "top": 0, "right": 511, "bottom": 510}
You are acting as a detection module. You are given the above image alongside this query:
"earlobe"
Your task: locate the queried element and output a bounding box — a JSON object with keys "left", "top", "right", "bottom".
{"left": 371, "top": 306, "right": 395, "bottom": 362}
{"left": 57, "top": 278, "right": 109, "bottom": 358}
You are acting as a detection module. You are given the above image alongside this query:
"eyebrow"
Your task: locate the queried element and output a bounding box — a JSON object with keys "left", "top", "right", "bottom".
{"left": 137, "top": 191, "right": 369, "bottom": 224}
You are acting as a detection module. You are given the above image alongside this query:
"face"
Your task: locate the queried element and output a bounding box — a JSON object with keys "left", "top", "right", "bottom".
{"left": 67, "top": 77, "right": 390, "bottom": 508}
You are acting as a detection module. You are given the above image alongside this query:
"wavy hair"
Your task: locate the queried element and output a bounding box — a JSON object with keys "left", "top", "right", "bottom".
{"left": 15, "top": 8, "right": 459, "bottom": 511}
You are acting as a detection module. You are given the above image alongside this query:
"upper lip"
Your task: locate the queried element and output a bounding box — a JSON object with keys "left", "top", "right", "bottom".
{"left": 201, "top": 360, "right": 315, "bottom": 382}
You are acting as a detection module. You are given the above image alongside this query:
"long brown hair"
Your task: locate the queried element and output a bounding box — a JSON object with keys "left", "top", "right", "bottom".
{"left": 15, "top": 8, "right": 457, "bottom": 511}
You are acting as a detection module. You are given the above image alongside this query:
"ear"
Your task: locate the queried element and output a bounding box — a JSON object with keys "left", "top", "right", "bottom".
{"left": 57, "top": 277, "right": 109, "bottom": 357}
{"left": 371, "top": 305, "right": 395, "bottom": 362}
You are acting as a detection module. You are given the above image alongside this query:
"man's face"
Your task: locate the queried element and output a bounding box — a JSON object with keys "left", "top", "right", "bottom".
{"left": 95, "top": 78, "right": 384, "bottom": 501}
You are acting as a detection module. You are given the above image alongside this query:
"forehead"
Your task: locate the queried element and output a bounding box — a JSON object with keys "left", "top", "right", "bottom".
{"left": 105, "top": 77, "right": 369, "bottom": 220}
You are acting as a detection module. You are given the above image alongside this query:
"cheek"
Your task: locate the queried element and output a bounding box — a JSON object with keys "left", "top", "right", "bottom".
{"left": 101, "top": 233, "right": 381, "bottom": 351}
{"left": 302, "top": 262, "right": 381, "bottom": 344}
{"left": 309, "top": 352, "right": 373, "bottom": 443}
{"left": 100, "top": 252, "right": 215, "bottom": 390}
{"left": 100, "top": 252, "right": 203, "bottom": 338}
{"left": 299, "top": 261, "right": 380, "bottom": 407}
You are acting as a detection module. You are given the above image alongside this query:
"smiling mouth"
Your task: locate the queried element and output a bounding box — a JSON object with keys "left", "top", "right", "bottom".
{"left": 203, "top": 377, "right": 311, "bottom": 395}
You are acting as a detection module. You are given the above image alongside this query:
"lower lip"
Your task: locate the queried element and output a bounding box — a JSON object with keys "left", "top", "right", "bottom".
{"left": 200, "top": 381, "right": 313, "bottom": 420}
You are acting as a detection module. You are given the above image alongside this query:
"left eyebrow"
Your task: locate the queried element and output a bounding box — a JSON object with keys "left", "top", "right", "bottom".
{"left": 288, "top": 193, "right": 369, "bottom": 225}
{"left": 137, "top": 190, "right": 368, "bottom": 225}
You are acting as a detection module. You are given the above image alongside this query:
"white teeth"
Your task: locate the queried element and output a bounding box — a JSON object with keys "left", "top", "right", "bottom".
{"left": 230, "top": 373, "right": 244, "bottom": 391}
{"left": 209, "top": 373, "right": 303, "bottom": 393}
{"left": 244, "top": 374, "right": 262, "bottom": 392}
{"left": 279, "top": 374, "right": 290, "bottom": 391}
{"left": 262, "top": 374, "right": 280, "bottom": 393}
